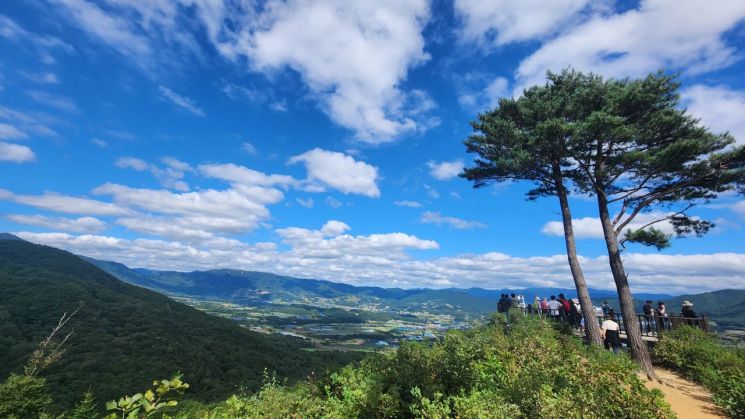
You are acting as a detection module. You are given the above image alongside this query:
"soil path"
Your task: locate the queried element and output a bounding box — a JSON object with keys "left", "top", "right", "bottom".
{"left": 641, "top": 368, "right": 726, "bottom": 418}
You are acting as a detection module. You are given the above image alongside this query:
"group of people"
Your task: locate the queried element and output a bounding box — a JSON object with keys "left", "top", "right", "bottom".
{"left": 498, "top": 292, "right": 703, "bottom": 354}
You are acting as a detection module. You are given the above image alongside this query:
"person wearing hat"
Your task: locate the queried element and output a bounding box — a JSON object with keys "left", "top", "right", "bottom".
{"left": 682, "top": 301, "right": 697, "bottom": 326}
{"left": 532, "top": 296, "right": 541, "bottom": 314}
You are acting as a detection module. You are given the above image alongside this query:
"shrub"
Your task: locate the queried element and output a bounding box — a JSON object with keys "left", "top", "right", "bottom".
{"left": 0, "top": 373, "right": 52, "bottom": 418}
{"left": 204, "top": 314, "right": 673, "bottom": 418}
{"left": 654, "top": 326, "right": 745, "bottom": 417}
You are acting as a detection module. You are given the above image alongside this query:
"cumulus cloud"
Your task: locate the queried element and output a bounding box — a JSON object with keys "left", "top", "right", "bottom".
{"left": 682, "top": 85, "right": 745, "bottom": 145}
{"left": 116, "top": 157, "right": 149, "bottom": 171}
{"left": 226, "top": 0, "right": 434, "bottom": 142}
{"left": 289, "top": 148, "right": 380, "bottom": 197}
{"left": 0, "top": 142, "right": 35, "bottom": 163}
{"left": 513, "top": 0, "right": 745, "bottom": 92}
{"left": 320, "top": 220, "right": 350, "bottom": 236}
{"left": 198, "top": 163, "right": 295, "bottom": 188}
{"left": 541, "top": 213, "right": 683, "bottom": 239}
{"left": 427, "top": 160, "right": 465, "bottom": 180}
{"left": 15, "top": 230, "right": 745, "bottom": 294}
{"left": 7, "top": 214, "right": 106, "bottom": 233}
{"left": 49, "top": 0, "right": 435, "bottom": 142}
{"left": 455, "top": 0, "right": 592, "bottom": 46}
{"left": 158, "top": 86, "right": 205, "bottom": 117}
{"left": 420, "top": 211, "right": 487, "bottom": 230}
{"left": 92, "top": 182, "right": 281, "bottom": 231}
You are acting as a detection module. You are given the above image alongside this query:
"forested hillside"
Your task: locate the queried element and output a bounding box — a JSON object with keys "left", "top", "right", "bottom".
{"left": 0, "top": 237, "right": 360, "bottom": 412}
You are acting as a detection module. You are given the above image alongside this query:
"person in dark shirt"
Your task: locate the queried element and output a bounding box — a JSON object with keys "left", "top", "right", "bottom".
{"left": 643, "top": 300, "right": 654, "bottom": 333}
{"left": 682, "top": 301, "right": 697, "bottom": 318}
{"left": 601, "top": 300, "right": 610, "bottom": 315}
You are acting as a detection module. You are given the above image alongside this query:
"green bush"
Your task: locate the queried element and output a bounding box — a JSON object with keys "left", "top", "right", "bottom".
{"left": 654, "top": 326, "right": 745, "bottom": 417}
{"left": 201, "top": 314, "right": 672, "bottom": 418}
{"left": 0, "top": 373, "right": 52, "bottom": 419}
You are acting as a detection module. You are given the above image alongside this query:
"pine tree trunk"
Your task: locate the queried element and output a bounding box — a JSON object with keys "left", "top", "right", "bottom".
{"left": 596, "top": 192, "right": 657, "bottom": 380}
{"left": 553, "top": 166, "right": 603, "bottom": 346}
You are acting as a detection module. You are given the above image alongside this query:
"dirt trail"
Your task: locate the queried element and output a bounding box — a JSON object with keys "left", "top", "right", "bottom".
{"left": 641, "top": 368, "right": 726, "bottom": 419}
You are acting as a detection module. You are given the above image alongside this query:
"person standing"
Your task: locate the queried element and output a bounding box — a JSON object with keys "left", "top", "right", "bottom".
{"left": 540, "top": 297, "right": 549, "bottom": 315}
{"left": 682, "top": 301, "right": 698, "bottom": 327}
{"left": 643, "top": 300, "right": 654, "bottom": 334}
{"left": 601, "top": 309, "right": 622, "bottom": 354}
{"left": 655, "top": 301, "right": 668, "bottom": 333}
{"left": 547, "top": 295, "right": 562, "bottom": 320}
{"left": 570, "top": 298, "right": 582, "bottom": 330}
{"left": 601, "top": 300, "right": 611, "bottom": 316}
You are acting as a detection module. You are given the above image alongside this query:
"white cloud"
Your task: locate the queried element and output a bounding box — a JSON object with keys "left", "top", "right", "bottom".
{"left": 427, "top": 160, "right": 465, "bottom": 180}
{"left": 91, "top": 138, "right": 108, "bottom": 148}
{"left": 514, "top": 0, "right": 745, "bottom": 92}
{"left": 455, "top": 0, "right": 593, "bottom": 46}
{"left": 21, "top": 71, "right": 60, "bottom": 84}
{"left": 325, "top": 196, "right": 342, "bottom": 208}
{"left": 458, "top": 76, "right": 510, "bottom": 110}
{"left": 158, "top": 86, "right": 205, "bottom": 117}
{"left": 26, "top": 90, "right": 80, "bottom": 113}
{"left": 730, "top": 201, "right": 745, "bottom": 216}
{"left": 394, "top": 200, "right": 422, "bottom": 208}
{"left": 117, "top": 156, "right": 191, "bottom": 191}
{"left": 0, "top": 123, "right": 27, "bottom": 141}
{"left": 242, "top": 142, "right": 257, "bottom": 154}
{"left": 682, "top": 85, "right": 745, "bottom": 145}
{"left": 289, "top": 148, "right": 380, "bottom": 197}
{"left": 296, "top": 197, "right": 314, "bottom": 208}
{"left": 116, "top": 157, "right": 149, "bottom": 171}
{"left": 420, "top": 211, "right": 487, "bottom": 230}
{"left": 16, "top": 230, "right": 745, "bottom": 294}
{"left": 320, "top": 220, "right": 350, "bottom": 236}
{"left": 51, "top": 0, "right": 153, "bottom": 63}
{"left": 49, "top": 1, "right": 435, "bottom": 142}
{"left": 0, "top": 106, "right": 59, "bottom": 138}
{"left": 223, "top": 0, "right": 433, "bottom": 143}
{"left": 0, "top": 189, "right": 130, "bottom": 216}
{"left": 7, "top": 214, "right": 106, "bottom": 233}
{"left": 198, "top": 163, "right": 295, "bottom": 188}
{"left": 161, "top": 157, "right": 192, "bottom": 172}
{"left": 541, "top": 213, "right": 680, "bottom": 239}
{"left": 0, "top": 142, "right": 35, "bottom": 163}
{"left": 0, "top": 15, "right": 73, "bottom": 59}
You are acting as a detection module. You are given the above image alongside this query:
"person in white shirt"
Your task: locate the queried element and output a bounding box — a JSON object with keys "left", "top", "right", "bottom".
{"left": 547, "top": 295, "right": 562, "bottom": 320}
{"left": 601, "top": 309, "right": 621, "bottom": 354}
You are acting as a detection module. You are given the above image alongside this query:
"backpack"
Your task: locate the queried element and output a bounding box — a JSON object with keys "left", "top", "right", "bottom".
{"left": 562, "top": 299, "right": 571, "bottom": 313}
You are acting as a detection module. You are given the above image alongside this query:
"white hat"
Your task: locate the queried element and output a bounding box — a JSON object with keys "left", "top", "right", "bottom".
{"left": 682, "top": 301, "right": 694, "bottom": 307}
{"left": 571, "top": 298, "right": 579, "bottom": 304}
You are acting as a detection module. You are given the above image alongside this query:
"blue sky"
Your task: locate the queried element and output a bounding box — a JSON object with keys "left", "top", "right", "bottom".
{"left": 1, "top": 0, "right": 744, "bottom": 294}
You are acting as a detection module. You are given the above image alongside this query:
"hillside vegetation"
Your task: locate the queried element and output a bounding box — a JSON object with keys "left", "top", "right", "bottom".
{"left": 0, "top": 239, "right": 360, "bottom": 412}
{"left": 173, "top": 314, "right": 674, "bottom": 418}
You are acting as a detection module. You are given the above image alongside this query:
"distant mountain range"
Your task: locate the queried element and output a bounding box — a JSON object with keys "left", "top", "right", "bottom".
{"left": 87, "top": 257, "right": 670, "bottom": 311}
{"left": 0, "top": 235, "right": 359, "bottom": 412}
{"left": 85, "top": 254, "right": 745, "bottom": 329}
